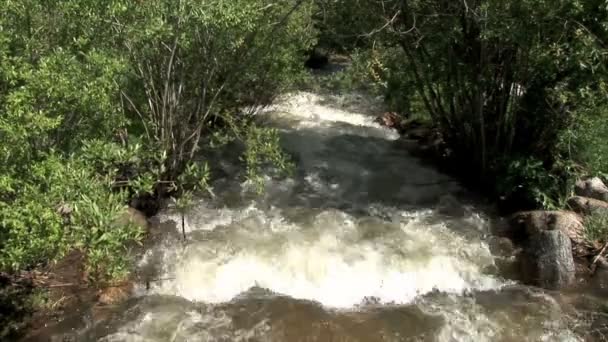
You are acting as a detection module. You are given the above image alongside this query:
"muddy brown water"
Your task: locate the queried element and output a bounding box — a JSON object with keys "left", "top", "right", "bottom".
{"left": 25, "top": 92, "right": 607, "bottom": 341}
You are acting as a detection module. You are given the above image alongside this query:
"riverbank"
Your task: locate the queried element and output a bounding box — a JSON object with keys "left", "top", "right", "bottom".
{"left": 378, "top": 110, "right": 608, "bottom": 293}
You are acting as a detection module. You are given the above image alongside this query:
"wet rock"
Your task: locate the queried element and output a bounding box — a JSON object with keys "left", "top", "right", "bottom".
{"left": 489, "top": 237, "right": 516, "bottom": 257}
{"left": 375, "top": 112, "right": 400, "bottom": 129}
{"left": 575, "top": 177, "right": 608, "bottom": 202}
{"left": 522, "top": 228, "right": 575, "bottom": 290}
{"left": 567, "top": 196, "right": 608, "bottom": 215}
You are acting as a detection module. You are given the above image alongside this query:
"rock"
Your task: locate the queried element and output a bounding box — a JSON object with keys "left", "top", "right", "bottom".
{"left": 575, "top": 177, "right": 608, "bottom": 202}
{"left": 510, "top": 211, "right": 582, "bottom": 289}
{"left": 97, "top": 281, "right": 133, "bottom": 305}
{"left": 116, "top": 207, "right": 148, "bottom": 232}
{"left": 488, "top": 237, "right": 516, "bottom": 257}
{"left": 567, "top": 196, "right": 608, "bottom": 215}
{"left": 375, "top": 112, "right": 400, "bottom": 128}
{"left": 509, "top": 211, "right": 585, "bottom": 245}
{"left": 522, "top": 228, "right": 575, "bottom": 290}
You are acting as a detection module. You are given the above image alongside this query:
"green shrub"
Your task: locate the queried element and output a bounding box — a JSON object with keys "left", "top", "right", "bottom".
{"left": 0, "top": 0, "right": 315, "bottom": 281}
{"left": 567, "top": 104, "right": 608, "bottom": 178}
{"left": 116, "top": 0, "right": 315, "bottom": 185}
{"left": 0, "top": 154, "right": 144, "bottom": 280}
{"left": 584, "top": 210, "right": 608, "bottom": 243}
{"left": 315, "top": 0, "right": 608, "bottom": 208}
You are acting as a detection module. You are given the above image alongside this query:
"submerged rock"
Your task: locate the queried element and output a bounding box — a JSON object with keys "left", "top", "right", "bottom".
{"left": 575, "top": 177, "right": 608, "bottom": 202}
{"left": 567, "top": 196, "right": 608, "bottom": 215}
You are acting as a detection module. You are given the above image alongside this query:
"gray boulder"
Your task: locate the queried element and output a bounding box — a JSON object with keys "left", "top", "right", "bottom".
{"left": 575, "top": 177, "right": 608, "bottom": 202}
{"left": 522, "top": 228, "right": 575, "bottom": 290}
{"left": 567, "top": 196, "right": 608, "bottom": 215}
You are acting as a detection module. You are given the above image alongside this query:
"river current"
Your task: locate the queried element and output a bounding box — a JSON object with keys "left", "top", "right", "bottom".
{"left": 83, "top": 92, "right": 584, "bottom": 341}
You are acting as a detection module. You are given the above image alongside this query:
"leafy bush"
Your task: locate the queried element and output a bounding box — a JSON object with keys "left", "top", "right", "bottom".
{"left": 497, "top": 157, "right": 577, "bottom": 210}
{"left": 316, "top": 0, "right": 608, "bottom": 208}
{"left": 0, "top": 153, "right": 144, "bottom": 281}
{"left": 567, "top": 104, "right": 608, "bottom": 179}
{"left": 0, "top": 0, "right": 315, "bottom": 282}
{"left": 116, "top": 0, "right": 314, "bottom": 186}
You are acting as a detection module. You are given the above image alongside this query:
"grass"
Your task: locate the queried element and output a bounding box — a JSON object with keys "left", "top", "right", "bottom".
{"left": 584, "top": 210, "right": 608, "bottom": 243}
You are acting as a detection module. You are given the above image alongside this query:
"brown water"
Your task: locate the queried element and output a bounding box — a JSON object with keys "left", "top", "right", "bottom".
{"left": 38, "top": 92, "right": 596, "bottom": 341}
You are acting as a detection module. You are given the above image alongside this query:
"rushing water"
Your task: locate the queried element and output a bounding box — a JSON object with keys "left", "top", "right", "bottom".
{"left": 58, "top": 92, "right": 589, "bottom": 341}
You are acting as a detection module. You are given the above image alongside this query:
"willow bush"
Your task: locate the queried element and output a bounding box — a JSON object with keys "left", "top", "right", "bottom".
{"left": 316, "top": 0, "right": 608, "bottom": 208}
{"left": 0, "top": 0, "right": 315, "bottom": 286}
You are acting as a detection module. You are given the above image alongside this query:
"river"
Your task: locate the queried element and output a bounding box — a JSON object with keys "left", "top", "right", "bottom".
{"left": 71, "top": 91, "right": 589, "bottom": 341}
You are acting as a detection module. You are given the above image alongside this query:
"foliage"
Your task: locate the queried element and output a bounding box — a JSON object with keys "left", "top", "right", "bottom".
{"left": 566, "top": 100, "right": 608, "bottom": 179}
{"left": 0, "top": 0, "right": 315, "bottom": 286}
{"left": 243, "top": 125, "right": 295, "bottom": 193}
{"left": 316, "top": 0, "right": 608, "bottom": 208}
{"left": 584, "top": 210, "right": 608, "bottom": 243}
{"left": 312, "top": 0, "right": 382, "bottom": 51}
{"left": 116, "top": 0, "right": 314, "bottom": 187}
{"left": 497, "top": 157, "right": 576, "bottom": 209}
{"left": 0, "top": 276, "right": 33, "bottom": 340}
{"left": 0, "top": 154, "right": 144, "bottom": 281}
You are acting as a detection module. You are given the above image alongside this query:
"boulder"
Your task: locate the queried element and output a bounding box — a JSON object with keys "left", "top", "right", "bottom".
{"left": 575, "top": 177, "right": 608, "bottom": 202}
{"left": 116, "top": 207, "right": 149, "bottom": 232}
{"left": 522, "top": 228, "right": 575, "bottom": 290}
{"left": 567, "top": 196, "right": 608, "bottom": 215}
{"left": 510, "top": 211, "right": 581, "bottom": 289}
{"left": 509, "top": 211, "right": 585, "bottom": 245}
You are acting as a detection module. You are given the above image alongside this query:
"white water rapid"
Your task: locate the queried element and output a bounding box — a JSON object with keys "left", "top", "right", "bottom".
{"left": 96, "top": 92, "right": 582, "bottom": 342}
